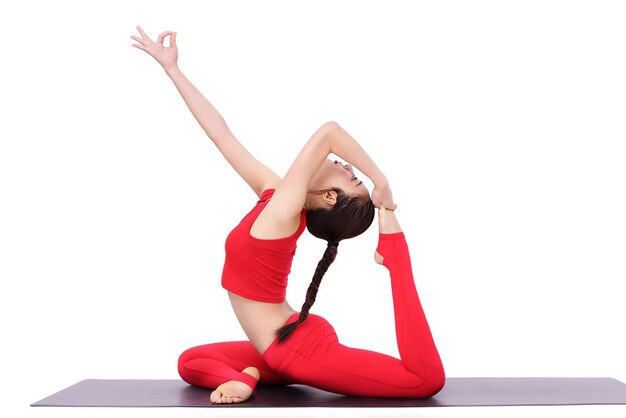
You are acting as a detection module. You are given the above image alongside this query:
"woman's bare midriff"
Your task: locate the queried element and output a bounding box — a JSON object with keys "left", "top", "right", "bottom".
{"left": 227, "top": 291, "right": 298, "bottom": 355}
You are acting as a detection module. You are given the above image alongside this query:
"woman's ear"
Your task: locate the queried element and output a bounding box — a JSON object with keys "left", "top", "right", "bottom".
{"left": 322, "top": 190, "right": 338, "bottom": 206}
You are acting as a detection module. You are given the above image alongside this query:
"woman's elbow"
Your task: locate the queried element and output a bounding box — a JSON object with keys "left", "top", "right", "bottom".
{"left": 317, "top": 121, "right": 340, "bottom": 145}
{"left": 320, "top": 120, "right": 342, "bottom": 135}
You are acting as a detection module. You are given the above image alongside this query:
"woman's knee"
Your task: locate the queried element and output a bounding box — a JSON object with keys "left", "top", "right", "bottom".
{"left": 177, "top": 347, "right": 196, "bottom": 380}
{"left": 416, "top": 367, "right": 446, "bottom": 398}
{"left": 177, "top": 345, "right": 216, "bottom": 381}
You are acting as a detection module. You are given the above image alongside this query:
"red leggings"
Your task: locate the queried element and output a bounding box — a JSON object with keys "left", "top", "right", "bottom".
{"left": 178, "top": 232, "right": 445, "bottom": 398}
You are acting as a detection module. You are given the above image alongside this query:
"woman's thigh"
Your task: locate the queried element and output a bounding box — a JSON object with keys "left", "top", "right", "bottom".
{"left": 261, "top": 314, "right": 440, "bottom": 397}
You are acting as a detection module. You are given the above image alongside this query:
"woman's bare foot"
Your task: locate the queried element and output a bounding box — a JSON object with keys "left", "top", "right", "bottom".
{"left": 210, "top": 366, "right": 260, "bottom": 404}
{"left": 375, "top": 207, "right": 403, "bottom": 264}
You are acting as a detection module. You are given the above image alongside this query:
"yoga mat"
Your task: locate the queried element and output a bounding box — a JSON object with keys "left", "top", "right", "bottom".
{"left": 31, "top": 377, "right": 626, "bottom": 408}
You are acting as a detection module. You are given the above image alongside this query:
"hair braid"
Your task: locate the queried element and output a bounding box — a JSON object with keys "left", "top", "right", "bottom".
{"left": 275, "top": 244, "right": 338, "bottom": 343}
{"left": 274, "top": 190, "right": 375, "bottom": 344}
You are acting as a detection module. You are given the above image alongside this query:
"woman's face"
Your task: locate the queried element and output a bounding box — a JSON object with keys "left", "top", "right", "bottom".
{"left": 308, "top": 159, "right": 370, "bottom": 197}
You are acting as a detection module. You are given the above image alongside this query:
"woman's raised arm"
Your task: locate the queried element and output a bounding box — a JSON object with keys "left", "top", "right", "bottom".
{"left": 130, "top": 26, "right": 280, "bottom": 197}
{"left": 268, "top": 121, "right": 396, "bottom": 224}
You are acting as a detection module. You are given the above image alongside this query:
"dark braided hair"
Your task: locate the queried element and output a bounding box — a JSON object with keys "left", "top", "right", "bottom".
{"left": 275, "top": 188, "right": 375, "bottom": 343}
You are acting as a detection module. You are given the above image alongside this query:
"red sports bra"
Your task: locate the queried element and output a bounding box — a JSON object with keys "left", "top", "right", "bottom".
{"left": 221, "top": 189, "right": 307, "bottom": 303}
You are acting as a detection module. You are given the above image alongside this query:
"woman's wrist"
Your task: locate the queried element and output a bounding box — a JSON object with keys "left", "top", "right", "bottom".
{"left": 372, "top": 173, "right": 389, "bottom": 189}
{"left": 164, "top": 64, "right": 181, "bottom": 77}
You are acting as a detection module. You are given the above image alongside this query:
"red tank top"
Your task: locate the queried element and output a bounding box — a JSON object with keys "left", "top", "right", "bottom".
{"left": 221, "top": 189, "right": 307, "bottom": 303}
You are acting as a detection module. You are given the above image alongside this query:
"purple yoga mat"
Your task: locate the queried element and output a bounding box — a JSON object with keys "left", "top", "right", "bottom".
{"left": 31, "top": 377, "right": 626, "bottom": 408}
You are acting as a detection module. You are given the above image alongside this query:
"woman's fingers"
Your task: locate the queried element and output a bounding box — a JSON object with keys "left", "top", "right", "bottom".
{"left": 130, "top": 35, "right": 146, "bottom": 45}
{"left": 136, "top": 25, "right": 151, "bottom": 41}
{"left": 157, "top": 31, "right": 176, "bottom": 46}
{"left": 132, "top": 27, "right": 177, "bottom": 48}
{"left": 385, "top": 202, "right": 398, "bottom": 211}
{"left": 374, "top": 203, "right": 397, "bottom": 211}
{"left": 131, "top": 26, "right": 179, "bottom": 69}
{"left": 130, "top": 34, "right": 149, "bottom": 51}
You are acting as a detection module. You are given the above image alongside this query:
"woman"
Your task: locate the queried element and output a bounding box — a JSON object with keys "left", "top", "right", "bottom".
{"left": 131, "top": 26, "right": 444, "bottom": 403}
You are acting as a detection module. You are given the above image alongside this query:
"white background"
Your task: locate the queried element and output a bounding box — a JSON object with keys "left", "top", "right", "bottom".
{"left": 1, "top": 1, "right": 625, "bottom": 417}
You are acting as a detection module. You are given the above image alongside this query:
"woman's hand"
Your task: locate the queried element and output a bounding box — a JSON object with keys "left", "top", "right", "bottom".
{"left": 371, "top": 181, "right": 397, "bottom": 211}
{"left": 130, "top": 26, "right": 178, "bottom": 71}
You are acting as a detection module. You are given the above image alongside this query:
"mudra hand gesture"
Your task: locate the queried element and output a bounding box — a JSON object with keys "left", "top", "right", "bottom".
{"left": 130, "top": 26, "right": 178, "bottom": 71}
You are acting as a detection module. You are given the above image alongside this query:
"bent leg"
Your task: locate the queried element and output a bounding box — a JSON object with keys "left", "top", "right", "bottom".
{"left": 178, "top": 341, "right": 292, "bottom": 389}
{"left": 376, "top": 231, "right": 445, "bottom": 391}
{"left": 262, "top": 233, "right": 444, "bottom": 398}
{"left": 263, "top": 315, "right": 441, "bottom": 398}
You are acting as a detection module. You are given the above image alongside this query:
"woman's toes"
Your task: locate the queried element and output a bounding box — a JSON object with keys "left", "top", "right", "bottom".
{"left": 210, "top": 389, "right": 222, "bottom": 403}
{"left": 210, "top": 376, "right": 255, "bottom": 404}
